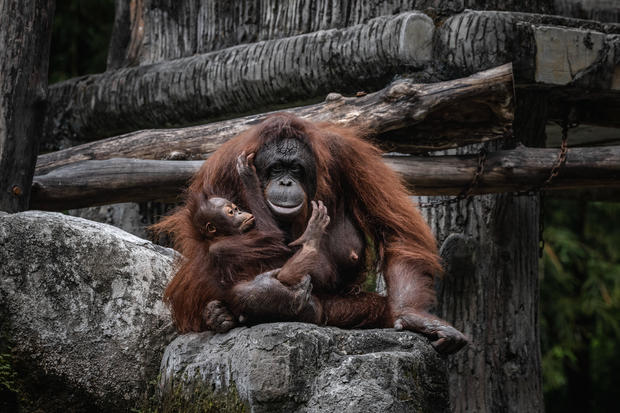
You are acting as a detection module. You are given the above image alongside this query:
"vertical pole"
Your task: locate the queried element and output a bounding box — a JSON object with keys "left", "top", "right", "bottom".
{"left": 0, "top": 0, "right": 55, "bottom": 212}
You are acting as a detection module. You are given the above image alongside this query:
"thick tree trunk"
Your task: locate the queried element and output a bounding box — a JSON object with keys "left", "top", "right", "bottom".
{"left": 424, "top": 189, "right": 542, "bottom": 412}
{"left": 36, "top": 64, "right": 514, "bottom": 174}
{"left": 30, "top": 145, "right": 620, "bottom": 211}
{"left": 106, "top": 0, "right": 135, "bottom": 70}
{"left": 0, "top": 0, "right": 54, "bottom": 212}
{"left": 420, "top": 91, "right": 547, "bottom": 412}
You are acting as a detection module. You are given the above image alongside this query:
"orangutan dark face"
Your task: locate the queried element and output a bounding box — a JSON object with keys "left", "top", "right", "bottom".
{"left": 254, "top": 138, "right": 316, "bottom": 221}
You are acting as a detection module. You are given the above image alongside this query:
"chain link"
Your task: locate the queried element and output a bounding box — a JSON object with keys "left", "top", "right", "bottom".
{"left": 418, "top": 114, "right": 574, "bottom": 210}
{"left": 418, "top": 146, "right": 487, "bottom": 208}
{"left": 520, "top": 116, "right": 572, "bottom": 195}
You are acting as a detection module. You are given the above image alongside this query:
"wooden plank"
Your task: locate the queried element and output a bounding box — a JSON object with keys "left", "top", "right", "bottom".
{"left": 31, "top": 145, "right": 620, "bottom": 210}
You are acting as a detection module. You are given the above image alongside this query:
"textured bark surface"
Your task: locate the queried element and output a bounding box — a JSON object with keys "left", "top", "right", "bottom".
{"left": 115, "top": 0, "right": 552, "bottom": 67}
{"left": 44, "top": 11, "right": 434, "bottom": 148}
{"left": 417, "top": 90, "right": 548, "bottom": 411}
{"left": 30, "top": 145, "right": 620, "bottom": 210}
{"left": 421, "top": 190, "right": 542, "bottom": 413}
{"left": 32, "top": 159, "right": 203, "bottom": 210}
{"left": 45, "top": 9, "right": 620, "bottom": 152}
{"left": 435, "top": 10, "right": 620, "bottom": 85}
{"left": 0, "top": 0, "right": 54, "bottom": 212}
{"left": 37, "top": 64, "right": 513, "bottom": 174}
{"left": 106, "top": 0, "right": 134, "bottom": 69}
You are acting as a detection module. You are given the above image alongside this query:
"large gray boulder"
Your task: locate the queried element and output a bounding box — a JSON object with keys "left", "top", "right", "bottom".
{"left": 0, "top": 211, "right": 177, "bottom": 411}
{"left": 160, "top": 323, "right": 449, "bottom": 413}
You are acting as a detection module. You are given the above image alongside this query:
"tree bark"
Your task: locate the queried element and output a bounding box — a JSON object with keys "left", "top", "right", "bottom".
{"left": 106, "top": 0, "right": 137, "bottom": 70}
{"left": 0, "top": 0, "right": 54, "bottom": 212}
{"left": 36, "top": 64, "right": 514, "bottom": 174}
{"left": 43, "top": 9, "right": 620, "bottom": 152}
{"left": 435, "top": 9, "right": 620, "bottom": 87}
{"left": 114, "top": 0, "right": 553, "bottom": 67}
{"left": 424, "top": 189, "right": 543, "bottom": 413}
{"left": 31, "top": 159, "right": 202, "bottom": 210}
{"left": 43, "top": 11, "right": 435, "bottom": 147}
{"left": 30, "top": 145, "right": 620, "bottom": 211}
{"left": 419, "top": 89, "right": 547, "bottom": 411}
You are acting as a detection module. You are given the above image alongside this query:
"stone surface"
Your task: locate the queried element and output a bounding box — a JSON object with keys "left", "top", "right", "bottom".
{"left": 0, "top": 211, "right": 177, "bottom": 411}
{"left": 160, "top": 323, "right": 449, "bottom": 413}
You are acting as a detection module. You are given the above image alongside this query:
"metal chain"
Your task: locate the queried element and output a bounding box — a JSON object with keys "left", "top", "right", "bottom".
{"left": 419, "top": 113, "right": 574, "bottom": 211}
{"left": 418, "top": 146, "right": 487, "bottom": 209}
{"left": 524, "top": 116, "right": 571, "bottom": 194}
{"left": 536, "top": 115, "right": 575, "bottom": 258}
{"left": 417, "top": 112, "right": 575, "bottom": 261}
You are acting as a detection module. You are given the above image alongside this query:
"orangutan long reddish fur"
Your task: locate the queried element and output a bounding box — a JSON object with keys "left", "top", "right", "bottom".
{"left": 155, "top": 114, "right": 442, "bottom": 333}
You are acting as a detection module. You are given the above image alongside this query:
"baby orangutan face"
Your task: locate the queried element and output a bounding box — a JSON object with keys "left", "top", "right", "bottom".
{"left": 200, "top": 197, "right": 255, "bottom": 238}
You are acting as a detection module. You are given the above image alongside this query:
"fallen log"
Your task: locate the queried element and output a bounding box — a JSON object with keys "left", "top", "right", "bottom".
{"left": 36, "top": 64, "right": 514, "bottom": 174}
{"left": 31, "top": 145, "right": 620, "bottom": 211}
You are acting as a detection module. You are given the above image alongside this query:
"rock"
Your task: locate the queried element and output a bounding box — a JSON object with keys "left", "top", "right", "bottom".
{"left": 0, "top": 211, "right": 177, "bottom": 411}
{"left": 159, "top": 323, "right": 449, "bottom": 413}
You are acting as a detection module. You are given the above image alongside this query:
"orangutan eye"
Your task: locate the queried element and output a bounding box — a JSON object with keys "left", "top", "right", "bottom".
{"left": 227, "top": 208, "right": 234, "bottom": 216}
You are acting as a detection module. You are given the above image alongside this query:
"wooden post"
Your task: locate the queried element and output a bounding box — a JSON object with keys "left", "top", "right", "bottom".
{"left": 420, "top": 90, "right": 548, "bottom": 412}
{"left": 0, "top": 0, "right": 55, "bottom": 212}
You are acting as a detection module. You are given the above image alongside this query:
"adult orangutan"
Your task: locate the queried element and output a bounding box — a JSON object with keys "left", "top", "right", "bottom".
{"left": 159, "top": 113, "right": 467, "bottom": 354}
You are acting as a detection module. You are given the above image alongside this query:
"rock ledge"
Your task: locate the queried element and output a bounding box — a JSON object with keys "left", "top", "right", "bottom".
{"left": 160, "top": 323, "right": 448, "bottom": 413}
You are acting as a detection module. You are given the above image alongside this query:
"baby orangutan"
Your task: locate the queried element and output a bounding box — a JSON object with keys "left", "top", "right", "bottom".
{"left": 188, "top": 152, "right": 329, "bottom": 330}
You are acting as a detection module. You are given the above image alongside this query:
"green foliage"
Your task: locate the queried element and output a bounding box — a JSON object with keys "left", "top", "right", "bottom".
{"left": 0, "top": 353, "right": 17, "bottom": 394}
{"left": 0, "top": 351, "right": 19, "bottom": 413}
{"left": 49, "top": 0, "right": 115, "bottom": 83}
{"left": 540, "top": 199, "right": 620, "bottom": 412}
{"left": 137, "top": 376, "right": 248, "bottom": 413}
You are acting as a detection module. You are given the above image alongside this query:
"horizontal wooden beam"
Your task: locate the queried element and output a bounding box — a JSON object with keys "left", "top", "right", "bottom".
{"left": 45, "top": 9, "right": 620, "bottom": 151}
{"left": 30, "top": 145, "right": 620, "bottom": 211}
{"left": 35, "top": 64, "right": 514, "bottom": 175}
{"left": 43, "top": 12, "right": 436, "bottom": 147}
{"left": 553, "top": 0, "right": 620, "bottom": 23}
{"left": 391, "top": 144, "right": 620, "bottom": 195}
{"left": 113, "top": 0, "right": 557, "bottom": 69}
